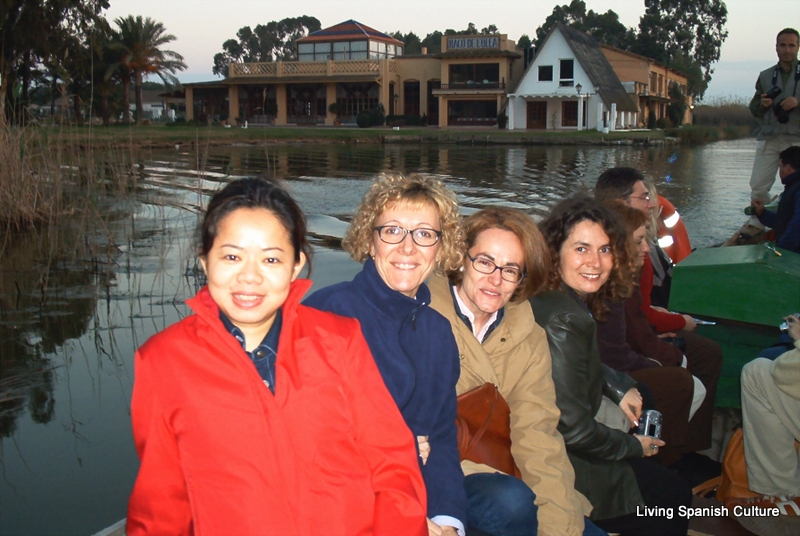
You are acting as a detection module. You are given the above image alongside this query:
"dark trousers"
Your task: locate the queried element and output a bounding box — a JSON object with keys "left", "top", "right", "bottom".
{"left": 594, "top": 458, "right": 692, "bottom": 536}
{"left": 463, "top": 472, "right": 608, "bottom": 536}
{"left": 630, "top": 368, "right": 694, "bottom": 466}
{"left": 677, "top": 329, "right": 723, "bottom": 452}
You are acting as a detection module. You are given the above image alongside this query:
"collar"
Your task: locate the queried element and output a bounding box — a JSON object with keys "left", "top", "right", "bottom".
{"left": 781, "top": 169, "right": 800, "bottom": 187}
{"left": 355, "top": 257, "right": 432, "bottom": 317}
{"left": 450, "top": 283, "right": 504, "bottom": 343}
{"left": 219, "top": 307, "right": 283, "bottom": 354}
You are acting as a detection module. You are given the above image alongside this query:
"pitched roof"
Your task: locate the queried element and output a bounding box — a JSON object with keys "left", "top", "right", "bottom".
{"left": 522, "top": 24, "right": 637, "bottom": 112}
{"left": 298, "top": 20, "right": 404, "bottom": 45}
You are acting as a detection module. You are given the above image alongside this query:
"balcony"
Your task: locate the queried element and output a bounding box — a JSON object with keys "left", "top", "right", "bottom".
{"left": 228, "top": 59, "right": 395, "bottom": 79}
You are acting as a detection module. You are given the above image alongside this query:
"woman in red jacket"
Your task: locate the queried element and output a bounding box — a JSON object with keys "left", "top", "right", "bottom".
{"left": 126, "top": 178, "right": 428, "bottom": 536}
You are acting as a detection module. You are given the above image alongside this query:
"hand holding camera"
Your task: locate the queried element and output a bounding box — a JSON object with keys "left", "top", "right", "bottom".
{"left": 635, "top": 409, "right": 665, "bottom": 457}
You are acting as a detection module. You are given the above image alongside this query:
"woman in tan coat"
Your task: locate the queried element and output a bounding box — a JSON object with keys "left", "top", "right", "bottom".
{"left": 429, "top": 207, "right": 603, "bottom": 536}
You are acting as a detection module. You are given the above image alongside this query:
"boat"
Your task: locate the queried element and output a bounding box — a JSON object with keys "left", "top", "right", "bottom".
{"left": 669, "top": 243, "right": 800, "bottom": 408}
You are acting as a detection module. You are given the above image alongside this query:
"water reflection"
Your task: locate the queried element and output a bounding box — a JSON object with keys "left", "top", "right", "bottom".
{"left": 0, "top": 139, "right": 771, "bottom": 535}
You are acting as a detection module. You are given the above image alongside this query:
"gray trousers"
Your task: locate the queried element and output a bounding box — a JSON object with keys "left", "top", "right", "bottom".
{"left": 741, "top": 357, "right": 800, "bottom": 496}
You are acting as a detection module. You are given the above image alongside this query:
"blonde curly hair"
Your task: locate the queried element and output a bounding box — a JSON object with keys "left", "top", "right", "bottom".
{"left": 343, "top": 172, "right": 464, "bottom": 274}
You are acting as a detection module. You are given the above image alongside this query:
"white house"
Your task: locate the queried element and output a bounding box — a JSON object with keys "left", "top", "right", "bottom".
{"left": 507, "top": 24, "right": 638, "bottom": 131}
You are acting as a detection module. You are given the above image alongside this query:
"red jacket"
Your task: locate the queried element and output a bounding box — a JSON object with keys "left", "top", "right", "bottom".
{"left": 127, "top": 279, "right": 427, "bottom": 536}
{"left": 640, "top": 255, "right": 686, "bottom": 332}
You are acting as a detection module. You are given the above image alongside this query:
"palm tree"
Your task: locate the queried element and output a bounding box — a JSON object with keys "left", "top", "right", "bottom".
{"left": 112, "top": 16, "right": 186, "bottom": 124}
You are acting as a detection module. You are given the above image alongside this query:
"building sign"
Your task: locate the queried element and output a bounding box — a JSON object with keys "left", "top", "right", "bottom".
{"left": 447, "top": 37, "right": 499, "bottom": 50}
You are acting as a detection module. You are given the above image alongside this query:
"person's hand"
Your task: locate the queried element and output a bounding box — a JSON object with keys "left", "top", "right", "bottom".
{"left": 752, "top": 198, "right": 766, "bottom": 217}
{"left": 651, "top": 305, "right": 669, "bottom": 314}
{"left": 682, "top": 314, "right": 697, "bottom": 331}
{"left": 781, "top": 96, "right": 798, "bottom": 111}
{"left": 761, "top": 93, "right": 774, "bottom": 107}
{"left": 657, "top": 332, "right": 677, "bottom": 339}
{"left": 439, "top": 527, "right": 459, "bottom": 536}
{"left": 619, "top": 388, "right": 643, "bottom": 427}
{"left": 417, "top": 435, "right": 430, "bottom": 465}
{"left": 786, "top": 314, "right": 800, "bottom": 341}
{"left": 635, "top": 434, "right": 666, "bottom": 457}
{"left": 427, "top": 518, "right": 443, "bottom": 536}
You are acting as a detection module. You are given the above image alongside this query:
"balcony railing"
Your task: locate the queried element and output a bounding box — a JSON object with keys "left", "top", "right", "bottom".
{"left": 435, "top": 82, "right": 505, "bottom": 91}
{"left": 229, "top": 59, "right": 391, "bottom": 79}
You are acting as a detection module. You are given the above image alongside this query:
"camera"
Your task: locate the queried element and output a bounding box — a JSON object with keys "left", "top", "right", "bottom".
{"left": 638, "top": 409, "right": 663, "bottom": 440}
{"left": 773, "top": 101, "right": 791, "bottom": 124}
{"left": 764, "top": 85, "right": 783, "bottom": 100}
{"left": 780, "top": 314, "right": 800, "bottom": 332}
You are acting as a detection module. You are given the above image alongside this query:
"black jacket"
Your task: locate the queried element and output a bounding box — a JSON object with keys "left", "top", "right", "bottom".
{"left": 530, "top": 287, "right": 644, "bottom": 520}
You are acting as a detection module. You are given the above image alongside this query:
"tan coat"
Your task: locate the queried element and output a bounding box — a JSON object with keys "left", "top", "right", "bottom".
{"left": 428, "top": 274, "right": 592, "bottom": 536}
{"left": 773, "top": 340, "right": 800, "bottom": 400}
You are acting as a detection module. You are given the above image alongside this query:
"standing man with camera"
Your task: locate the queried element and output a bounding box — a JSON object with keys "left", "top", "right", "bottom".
{"left": 748, "top": 28, "right": 800, "bottom": 226}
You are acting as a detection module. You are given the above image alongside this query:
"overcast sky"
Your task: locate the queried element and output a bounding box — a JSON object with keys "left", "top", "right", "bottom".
{"left": 104, "top": 0, "right": 796, "bottom": 102}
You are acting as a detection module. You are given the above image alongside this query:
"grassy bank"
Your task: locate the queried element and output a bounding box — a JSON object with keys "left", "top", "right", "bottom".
{"left": 33, "top": 123, "right": 672, "bottom": 149}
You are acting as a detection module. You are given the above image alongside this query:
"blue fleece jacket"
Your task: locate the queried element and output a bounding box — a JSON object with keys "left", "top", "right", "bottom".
{"left": 304, "top": 258, "right": 467, "bottom": 527}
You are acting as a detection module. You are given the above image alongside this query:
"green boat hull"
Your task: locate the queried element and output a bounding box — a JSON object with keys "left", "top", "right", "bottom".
{"left": 669, "top": 245, "right": 800, "bottom": 408}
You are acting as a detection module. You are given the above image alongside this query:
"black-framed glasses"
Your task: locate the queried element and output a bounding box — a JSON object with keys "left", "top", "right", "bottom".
{"left": 629, "top": 193, "right": 651, "bottom": 202}
{"left": 374, "top": 226, "right": 442, "bottom": 247}
{"left": 467, "top": 254, "right": 525, "bottom": 283}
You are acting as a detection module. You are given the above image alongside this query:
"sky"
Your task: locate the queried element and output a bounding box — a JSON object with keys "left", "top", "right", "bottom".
{"left": 104, "top": 0, "right": 797, "bottom": 102}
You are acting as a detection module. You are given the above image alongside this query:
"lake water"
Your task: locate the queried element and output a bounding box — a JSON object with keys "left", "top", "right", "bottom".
{"left": 0, "top": 138, "right": 776, "bottom": 535}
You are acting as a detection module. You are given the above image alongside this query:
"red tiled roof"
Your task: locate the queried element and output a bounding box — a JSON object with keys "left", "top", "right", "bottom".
{"left": 298, "top": 19, "right": 404, "bottom": 45}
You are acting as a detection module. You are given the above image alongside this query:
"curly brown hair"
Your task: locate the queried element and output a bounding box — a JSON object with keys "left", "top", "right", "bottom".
{"left": 602, "top": 200, "right": 648, "bottom": 283}
{"left": 342, "top": 173, "right": 464, "bottom": 274}
{"left": 539, "top": 195, "right": 635, "bottom": 320}
{"left": 447, "top": 207, "right": 551, "bottom": 302}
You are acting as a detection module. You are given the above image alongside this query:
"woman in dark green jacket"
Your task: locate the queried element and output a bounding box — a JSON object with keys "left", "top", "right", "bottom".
{"left": 530, "top": 196, "right": 691, "bottom": 536}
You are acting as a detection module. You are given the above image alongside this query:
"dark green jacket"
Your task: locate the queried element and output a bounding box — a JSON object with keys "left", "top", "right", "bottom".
{"left": 530, "top": 287, "right": 644, "bottom": 520}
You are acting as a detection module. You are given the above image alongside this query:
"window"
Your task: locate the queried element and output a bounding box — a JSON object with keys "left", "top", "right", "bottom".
{"left": 298, "top": 43, "right": 314, "bottom": 62}
{"left": 333, "top": 42, "right": 349, "bottom": 60}
{"left": 562, "top": 101, "right": 578, "bottom": 127}
{"left": 538, "top": 65, "right": 553, "bottom": 81}
{"left": 314, "top": 43, "right": 331, "bottom": 61}
{"left": 449, "top": 63, "right": 500, "bottom": 86}
{"left": 404, "top": 80, "right": 420, "bottom": 116}
{"left": 559, "top": 59, "right": 574, "bottom": 87}
{"left": 350, "top": 40, "right": 368, "bottom": 60}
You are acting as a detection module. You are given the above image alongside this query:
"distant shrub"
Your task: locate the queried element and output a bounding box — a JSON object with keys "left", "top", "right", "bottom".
{"left": 356, "top": 104, "right": 387, "bottom": 128}
{"left": 655, "top": 118, "right": 671, "bottom": 129}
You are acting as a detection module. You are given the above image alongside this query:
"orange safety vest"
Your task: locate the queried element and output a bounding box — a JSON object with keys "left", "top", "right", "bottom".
{"left": 656, "top": 195, "right": 692, "bottom": 263}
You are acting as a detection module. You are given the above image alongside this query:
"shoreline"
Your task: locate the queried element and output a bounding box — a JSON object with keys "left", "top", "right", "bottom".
{"left": 22, "top": 123, "right": 750, "bottom": 150}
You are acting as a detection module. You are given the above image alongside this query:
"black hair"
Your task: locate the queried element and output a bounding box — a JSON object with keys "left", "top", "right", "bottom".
{"left": 594, "top": 167, "right": 644, "bottom": 202}
{"left": 199, "top": 178, "right": 312, "bottom": 272}
{"left": 777, "top": 28, "right": 799, "bottom": 43}
{"left": 779, "top": 146, "right": 800, "bottom": 171}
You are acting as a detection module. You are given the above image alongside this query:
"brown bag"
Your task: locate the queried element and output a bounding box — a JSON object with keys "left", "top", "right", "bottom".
{"left": 716, "top": 427, "right": 760, "bottom": 503}
{"left": 455, "top": 382, "right": 521, "bottom": 478}
{"left": 692, "top": 427, "right": 760, "bottom": 502}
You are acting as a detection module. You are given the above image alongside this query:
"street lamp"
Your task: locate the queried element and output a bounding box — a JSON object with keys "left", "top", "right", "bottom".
{"left": 575, "top": 83, "right": 582, "bottom": 95}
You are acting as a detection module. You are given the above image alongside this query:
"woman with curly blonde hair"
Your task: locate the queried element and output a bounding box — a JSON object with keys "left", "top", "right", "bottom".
{"left": 306, "top": 173, "right": 467, "bottom": 536}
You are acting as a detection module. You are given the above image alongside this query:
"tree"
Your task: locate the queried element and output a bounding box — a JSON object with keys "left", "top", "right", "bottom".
{"left": 392, "top": 31, "right": 422, "bottom": 55}
{"left": 113, "top": 15, "right": 186, "bottom": 124}
{"left": 517, "top": 34, "right": 532, "bottom": 50}
{"left": 212, "top": 16, "right": 321, "bottom": 77}
{"left": 666, "top": 82, "right": 687, "bottom": 126}
{"left": 421, "top": 31, "right": 444, "bottom": 54}
{"left": 634, "top": 0, "right": 728, "bottom": 99}
{"left": 0, "top": 0, "right": 109, "bottom": 123}
{"left": 534, "top": 0, "right": 634, "bottom": 50}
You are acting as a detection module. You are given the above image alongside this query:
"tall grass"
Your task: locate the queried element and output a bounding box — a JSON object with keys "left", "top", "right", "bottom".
{"left": 0, "top": 121, "right": 66, "bottom": 233}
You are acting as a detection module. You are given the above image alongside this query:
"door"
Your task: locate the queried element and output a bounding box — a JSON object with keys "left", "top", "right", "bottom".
{"left": 527, "top": 101, "right": 547, "bottom": 129}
